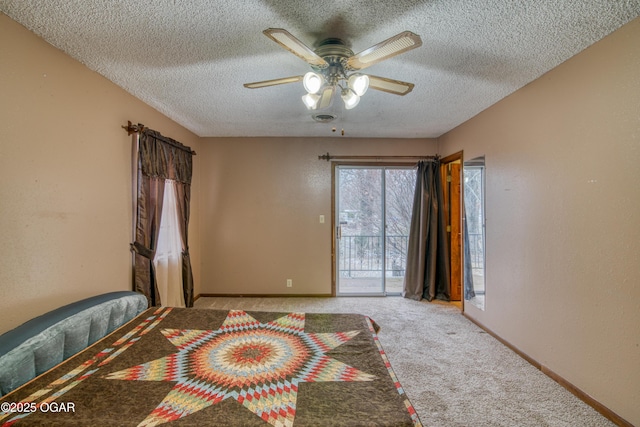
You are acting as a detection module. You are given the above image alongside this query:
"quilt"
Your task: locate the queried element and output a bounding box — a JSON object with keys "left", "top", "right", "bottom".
{"left": 0, "top": 307, "right": 422, "bottom": 426}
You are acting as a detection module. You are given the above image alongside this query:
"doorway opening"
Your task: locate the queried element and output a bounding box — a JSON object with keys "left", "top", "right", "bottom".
{"left": 333, "top": 164, "right": 416, "bottom": 296}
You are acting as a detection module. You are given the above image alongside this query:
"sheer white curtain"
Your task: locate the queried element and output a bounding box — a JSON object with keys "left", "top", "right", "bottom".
{"left": 153, "top": 180, "right": 185, "bottom": 307}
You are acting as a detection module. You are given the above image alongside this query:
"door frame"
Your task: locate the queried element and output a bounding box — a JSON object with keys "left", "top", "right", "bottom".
{"left": 331, "top": 161, "right": 417, "bottom": 296}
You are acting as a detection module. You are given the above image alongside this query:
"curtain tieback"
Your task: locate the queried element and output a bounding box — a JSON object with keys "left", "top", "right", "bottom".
{"left": 130, "top": 242, "right": 155, "bottom": 259}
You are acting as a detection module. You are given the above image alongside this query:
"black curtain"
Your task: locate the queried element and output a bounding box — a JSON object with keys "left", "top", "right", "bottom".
{"left": 131, "top": 129, "right": 195, "bottom": 307}
{"left": 403, "top": 160, "right": 451, "bottom": 301}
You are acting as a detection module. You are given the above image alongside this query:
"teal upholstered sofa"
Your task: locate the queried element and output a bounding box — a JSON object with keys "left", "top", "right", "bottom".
{"left": 0, "top": 291, "right": 148, "bottom": 396}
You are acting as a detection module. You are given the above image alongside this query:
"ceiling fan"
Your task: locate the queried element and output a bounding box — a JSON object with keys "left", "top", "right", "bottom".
{"left": 244, "top": 28, "right": 422, "bottom": 114}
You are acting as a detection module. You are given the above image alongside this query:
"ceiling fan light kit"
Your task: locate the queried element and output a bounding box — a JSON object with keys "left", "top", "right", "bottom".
{"left": 244, "top": 28, "right": 422, "bottom": 117}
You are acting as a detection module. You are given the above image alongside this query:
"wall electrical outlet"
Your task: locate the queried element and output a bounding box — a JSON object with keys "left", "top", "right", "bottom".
{"left": 286, "top": 279, "right": 293, "bottom": 287}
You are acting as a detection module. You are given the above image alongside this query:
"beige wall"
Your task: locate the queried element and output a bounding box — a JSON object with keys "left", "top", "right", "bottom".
{"left": 439, "top": 17, "right": 640, "bottom": 425}
{"left": 198, "top": 137, "right": 437, "bottom": 295}
{"left": 0, "top": 14, "right": 201, "bottom": 334}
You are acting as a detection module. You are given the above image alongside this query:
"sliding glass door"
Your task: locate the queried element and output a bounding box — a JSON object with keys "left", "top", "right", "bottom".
{"left": 335, "top": 165, "right": 416, "bottom": 295}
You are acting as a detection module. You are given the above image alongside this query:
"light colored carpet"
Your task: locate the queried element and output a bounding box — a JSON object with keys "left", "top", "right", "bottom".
{"left": 194, "top": 296, "right": 615, "bottom": 427}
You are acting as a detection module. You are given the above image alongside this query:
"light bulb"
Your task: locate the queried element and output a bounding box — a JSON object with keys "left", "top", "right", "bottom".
{"left": 341, "top": 89, "right": 360, "bottom": 110}
{"left": 348, "top": 74, "right": 369, "bottom": 96}
{"left": 303, "top": 72, "right": 324, "bottom": 94}
{"left": 301, "top": 93, "right": 320, "bottom": 110}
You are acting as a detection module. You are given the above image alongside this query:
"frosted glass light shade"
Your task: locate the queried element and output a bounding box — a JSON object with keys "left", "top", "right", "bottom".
{"left": 303, "top": 72, "right": 324, "bottom": 94}
{"left": 301, "top": 92, "right": 320, "bottom": 109}
{"left": 348, "top": 74, "right": 369, "bottom": 96}
{"left": 341, "top": 89, "right": 360, "bottom": 110}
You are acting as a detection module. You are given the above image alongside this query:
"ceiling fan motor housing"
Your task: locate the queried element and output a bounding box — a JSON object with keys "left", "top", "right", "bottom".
{"left": 314, "top": 38, "right": 354, "bottom": 58}
{"left": 312, "top": 39, "right": 355, "bottom": 84}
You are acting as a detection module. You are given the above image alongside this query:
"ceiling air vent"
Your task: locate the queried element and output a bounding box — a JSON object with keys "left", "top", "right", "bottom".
{"left": 312, "top": 113, "right": 337, "bottom": 123}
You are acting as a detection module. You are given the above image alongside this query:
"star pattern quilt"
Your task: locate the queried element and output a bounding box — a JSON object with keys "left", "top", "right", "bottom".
{"left": 0, "top": 307, "right": 422, "bottom": 426}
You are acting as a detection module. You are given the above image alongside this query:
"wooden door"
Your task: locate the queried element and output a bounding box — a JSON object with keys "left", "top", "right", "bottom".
{"left": 440, "top": 159, "right": 462, "bottom": 301}
{"left": 449, "top": 163, "right": 462, "bottom": 301}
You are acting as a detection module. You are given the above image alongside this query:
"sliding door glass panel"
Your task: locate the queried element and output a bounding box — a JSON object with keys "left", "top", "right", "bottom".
{"left": 337, "top": 168, "right": 384, "bottom": 295}
{"left": 463, "top": 157, "right": 486, "bottom": 310}
{"left": 336, "top": 166, "right": 416, "bottom": 296}
{"left": 384, "top": 168, "right": 416, "bottom": 294}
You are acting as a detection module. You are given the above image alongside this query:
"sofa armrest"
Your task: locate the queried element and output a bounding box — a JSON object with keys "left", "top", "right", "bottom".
{"left": 0, "top": 291, "right": 148, "bottom": 396}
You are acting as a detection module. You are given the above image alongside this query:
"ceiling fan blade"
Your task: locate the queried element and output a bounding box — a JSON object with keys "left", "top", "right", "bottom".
{"left": 367, "top": 75, "right": 415, "bottom": 95}
{"left": 347, "top": 31, "right": 422, "bottom": 70}
{"left": 317, "top": 85, "right": 335, "bottom": 109}
{"left": 243, "top": 75, "right": 303, "bottom": 89}
{"left": 263, "top": 28, "right": 328, "bottom": 68}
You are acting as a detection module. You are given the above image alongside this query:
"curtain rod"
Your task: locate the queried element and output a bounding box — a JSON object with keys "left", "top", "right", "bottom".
{"left": 122, "top": 121, "right": 196, "bottom": 155}
{"left": 318, "top": 152, "right": 438, "bottom": 162}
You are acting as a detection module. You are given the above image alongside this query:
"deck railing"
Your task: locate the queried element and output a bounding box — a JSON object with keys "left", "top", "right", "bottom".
{"left": 338, "top": 235, "right": 408, "bottom": 278}
{"left": 339, "top": 233, "right": 484, "bottom": 278}
{"left": 467, "top": 232, "right": 484, "bottom": 271}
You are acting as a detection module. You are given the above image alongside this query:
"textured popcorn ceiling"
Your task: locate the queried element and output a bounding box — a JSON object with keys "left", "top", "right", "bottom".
{"left": 1, "top": 1, "right": 639, "bottom": 138}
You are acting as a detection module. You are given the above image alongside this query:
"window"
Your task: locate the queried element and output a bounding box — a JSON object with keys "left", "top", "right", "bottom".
{"left": 154, "top": 180, "right": 185, "bottom": 307}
